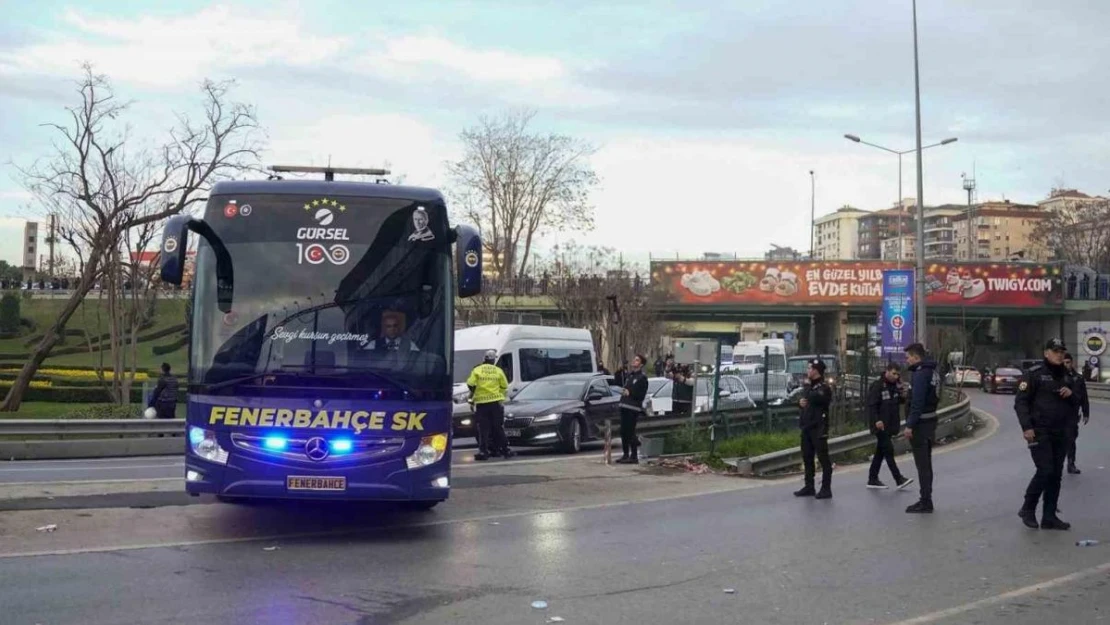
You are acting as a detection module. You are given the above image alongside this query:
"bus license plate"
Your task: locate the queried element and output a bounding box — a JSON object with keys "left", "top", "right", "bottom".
{"left": 287, "top": 476, "right": 347, "bottom": 492}
{"left": 504, "top": 429, "right": 521, "bottom": 438}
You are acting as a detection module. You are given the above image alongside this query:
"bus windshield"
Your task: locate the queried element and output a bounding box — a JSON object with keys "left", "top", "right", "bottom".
{"left": 190, "top": 193, "right": 452, "bottom": 397}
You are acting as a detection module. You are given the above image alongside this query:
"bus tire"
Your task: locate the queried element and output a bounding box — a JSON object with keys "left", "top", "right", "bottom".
{"left": 403, "top": 500, "right": 440, "bottom": 511}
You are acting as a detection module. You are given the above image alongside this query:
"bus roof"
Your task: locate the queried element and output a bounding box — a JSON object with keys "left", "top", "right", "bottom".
{"left": 209, "top": 179, "right": 445, "bottom": 202}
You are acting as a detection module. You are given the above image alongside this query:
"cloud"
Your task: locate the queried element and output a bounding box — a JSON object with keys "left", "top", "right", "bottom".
{"left": 0, "top": 5, "right": 348, "bottom": 88}
{"left": 367, "top": 34, "right": 565, "bottom": 84}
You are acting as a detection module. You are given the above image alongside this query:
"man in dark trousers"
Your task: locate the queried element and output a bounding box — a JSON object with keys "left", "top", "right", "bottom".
{"left": 148, "top": 362, "right": 179, "bottom": 419}
{"left": 617, "top": 354, "right": 650, "bottom": 464}
{"left": 1063, "top": 353, "right": 1090, "bottom": 475}
{"left": 1015, "top": 339, "right": 1079, "bottom": 530}
{"left": 903, "top": 343, "right": 939, "bottom": 513}
{"left": 466, "top": 350, "right": 515, "bottom": 461}
{"left": 667, "top": 362, "right": 695, "bottom": 417}
{"left": 865, "top": 362, "right": 914, "bottom": 491}
{"left": 794, "top": 359, "right": 834, "bottom": 499}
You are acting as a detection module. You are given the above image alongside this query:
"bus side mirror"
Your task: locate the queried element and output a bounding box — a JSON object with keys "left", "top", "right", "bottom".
{"left": 159, "top": 216, "right": 190, "bottom": 287}
{"left": 161, "top": 216, "right": 235, "bottom": 313}
{"left": 454, "top": 224, "right": 483, "bottom": 298}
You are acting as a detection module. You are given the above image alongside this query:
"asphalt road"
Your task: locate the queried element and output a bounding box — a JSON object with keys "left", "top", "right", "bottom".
{"left": 2, "top": 391, "right": 1109, "bottom": 624}
{"left": 0, "top": 437, "right": 607, "bottom": 485}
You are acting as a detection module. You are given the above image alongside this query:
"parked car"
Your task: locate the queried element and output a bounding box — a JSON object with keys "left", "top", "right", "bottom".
{"left": 501, "top": 373, "right": 619, "bottom": 453}
{"left": 945, "top": 366, "right": 982, "bottom": 387}
{"left": 984, "top": 367, "right": 1022, "bottom": 393}
{"left": 786, "top": 355, "right": 841, "bottom": 391}
{"left": 643, "top": 375, "right": 755, "bottom": 416}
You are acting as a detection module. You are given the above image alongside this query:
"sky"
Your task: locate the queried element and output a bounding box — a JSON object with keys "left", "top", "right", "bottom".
{"left": 1, "top": 0, "right": 1108, "bottom": 271}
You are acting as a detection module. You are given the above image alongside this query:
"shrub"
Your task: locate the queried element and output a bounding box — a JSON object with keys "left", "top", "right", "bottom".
{"left": 55, "top": 403, "right": 145, "bottom": 420}
{"left": 0, "top": 293, "right": 20, "bottom": 335}
{"left": 152, "top": 334, "right": 189, "bottom": 355}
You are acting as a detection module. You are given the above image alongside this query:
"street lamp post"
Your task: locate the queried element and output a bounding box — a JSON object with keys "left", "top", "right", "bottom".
{"left": 843, "top": 134, "right": 957, "bottom": 270}
{"left": 809, "top": 170, "right": 816, "bottom": 259}
{"left": 912, "top": 0, "right": 927, "bottom": 346}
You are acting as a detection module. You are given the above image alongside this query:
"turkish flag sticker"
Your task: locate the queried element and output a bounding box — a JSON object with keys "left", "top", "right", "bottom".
{"left": 223, "top": 202, "right": 239, "bottom": 218}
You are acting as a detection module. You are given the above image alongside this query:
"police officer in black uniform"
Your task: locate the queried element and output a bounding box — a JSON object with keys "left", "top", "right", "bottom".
{"left": 865, "top": 362, "right": 914, "bottom": 490}
{"left": 794, "top": 359, "right": 834, "bottom": 500}
{"left": 1063, "top": 352, "right": 1090, "bottom": 475}
{"left": 903, "top": 343, "right": 939, "bottom": 514}
{"left": 1015, "top": 338, "right": 1078, "bottom": 530}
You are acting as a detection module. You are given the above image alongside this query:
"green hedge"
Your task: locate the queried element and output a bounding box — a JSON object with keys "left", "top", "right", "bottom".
{"left": 152, "top": 334, "right": 189, "bottom": 355}
{"left": 7, "top": 385, "right": 187, "bottom": 403}
{"left": 0, "top": 324, "right": 188, "bottom": 361}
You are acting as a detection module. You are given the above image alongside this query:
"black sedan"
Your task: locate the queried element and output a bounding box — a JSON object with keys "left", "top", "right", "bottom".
{"left": 985, "top": 367, "right": 1022, "bottom": 393}
{"left": 501, "top": 373, "right": 620, "bottom": 453}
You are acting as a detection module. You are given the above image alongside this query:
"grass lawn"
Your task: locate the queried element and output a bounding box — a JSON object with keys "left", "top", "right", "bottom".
{"left": 0, "top": 401, "right": 186, "bottom": 420}
{"left": 0, "top": 296, "right": 188, "bottom": 372}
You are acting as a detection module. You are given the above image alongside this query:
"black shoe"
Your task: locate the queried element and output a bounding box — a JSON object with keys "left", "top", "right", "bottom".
{"left": 474, "top": 453, "right": 490, "bottom": 461}
{"left": 616, "top": 457, "right": 631, "bottom": 464}
{"left": 628, "top": 458, "right": 639, "bottom": 465}
{"left": 895, "top": 477, "right": 915, "bottom": 491}
{"left": 867, "top": 479, "right": 888, "bottom": 489}
{"left": 906, "top": 500, "right": 934, "bottom": 514}
{"left": 794, "top": 486, "right": 816, "bottom": 497}
{"left": 1068, "top": 464, "right": 1081, "bottom": 475}
{"left": 1019, "top": 508, "right": 1039, "bottom": 529}
{"left": 1041, "top": 517, "right": 1071, "bottom": 531}
{"left": 815, "top": 488, "right": 832, "bottom": 500}
{"left": 501, "top": 449, "right": 516, "bottom": 459}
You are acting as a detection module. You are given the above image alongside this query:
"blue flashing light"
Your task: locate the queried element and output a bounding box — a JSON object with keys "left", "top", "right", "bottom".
{"left": 331, "top": 439, "right": 353, "bottom": 453}
{"left": 263, "top": 436, "right": 288, "bottom": 450}
{"left": 188, "top": 427, "right": 206, "bottom": 446}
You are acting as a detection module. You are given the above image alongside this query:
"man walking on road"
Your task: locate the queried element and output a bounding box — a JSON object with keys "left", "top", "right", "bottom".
{"left": 1015, "top": 339, "right": 1078, "bottom": 530}
{"left": 903, "top": 344, "right": 939, "bottom": 514}
{"left": 467, "top": 350, "right": 515, "bottom": 462}
{"left": 617, "top": 354, "right": 650, "bottom": 464}
{"left": 865, "top": 362, "right": 914, "bottom": 491}
{"left": 794, "top": 359, "right": 833, "bottom": 500}
{"left": 1063, "top": 353, "right": 1090, "bottom": 475}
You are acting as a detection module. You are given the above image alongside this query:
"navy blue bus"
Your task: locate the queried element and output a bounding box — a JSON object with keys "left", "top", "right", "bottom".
{"left": 158, "top": 166, "right": 483, "bottom": 509}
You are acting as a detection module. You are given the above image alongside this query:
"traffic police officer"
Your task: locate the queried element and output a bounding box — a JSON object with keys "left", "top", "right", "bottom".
{"left": 1015, "top": 338, "right": 1078, "bottom": 530}
{"left": 1063, "top": 352, "right": 1090, "bottom": 475}
{"left": 794, "top": 359, "right": 833, "bottom": 500}
{"left": 466, "top": 350, "right": 515, "bottom": 461}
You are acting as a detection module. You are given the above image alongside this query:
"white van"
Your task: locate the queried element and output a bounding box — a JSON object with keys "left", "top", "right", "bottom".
{"left": 452, "top": 325, "right": 597, "bottom": 412}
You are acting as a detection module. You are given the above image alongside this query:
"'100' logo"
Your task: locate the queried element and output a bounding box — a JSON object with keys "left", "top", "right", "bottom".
{"left": 297, "top": 243, "right": 349, "bottom": 265}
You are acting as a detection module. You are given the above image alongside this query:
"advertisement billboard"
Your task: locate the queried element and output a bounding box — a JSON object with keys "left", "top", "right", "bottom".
{"left": 651, "top": 260, "right": 1063, "bottom": 308}
{"left": 880, "top": 270, "right": 915, "bottom": 362}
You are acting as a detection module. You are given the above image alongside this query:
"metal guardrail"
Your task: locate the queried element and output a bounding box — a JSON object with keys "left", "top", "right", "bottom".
{"left": 731, "top": 390, "right": 972, "bottom": 476}
{"left": 635, "top": 405, "right": 799, "bottom": 439}
{"left": 0, "top": 419, "right": 184, "bottom": 461}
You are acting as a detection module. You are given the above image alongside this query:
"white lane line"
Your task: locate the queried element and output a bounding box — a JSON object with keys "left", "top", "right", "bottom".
{"left": 882, "top": 560, "right": 1110, "bottom": 625}
{"left": 0, "top": 464, "right": 183, "bottom": 474}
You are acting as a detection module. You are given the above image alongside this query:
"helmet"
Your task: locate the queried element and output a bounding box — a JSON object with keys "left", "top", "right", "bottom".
{"left": 484, "top": 349, "right": 497, "bottom": 363}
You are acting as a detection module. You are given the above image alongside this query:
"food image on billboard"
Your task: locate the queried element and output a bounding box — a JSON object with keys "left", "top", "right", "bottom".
{"left": 652, "top": 261, "right": 1063, "bottom": 308}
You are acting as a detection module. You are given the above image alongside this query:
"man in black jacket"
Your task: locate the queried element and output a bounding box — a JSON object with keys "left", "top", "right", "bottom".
{"left": 1063, "top": 353, "right": 1090, "bottom": 475}
{"left": 148, "top": 362, "right": 179, "bottom": 419}
{"left": 865, "top": 362, "right": 914, "bottom": 491}
{"left": 617, "top": 354, "right": 650, "bottom": 464}
{"left": 903, "top": 343, "right": 939, "bottom": 513}
{"left": 1015, "top": 339, "right": 1079, "bottom": 530}
{"left": 794, "top": 359, "right": 834, "bottom": 500}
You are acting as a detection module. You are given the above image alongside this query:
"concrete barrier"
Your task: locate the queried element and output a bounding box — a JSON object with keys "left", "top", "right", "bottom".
{"left": 0, "top": 419, "right": 184, "bottom": 461}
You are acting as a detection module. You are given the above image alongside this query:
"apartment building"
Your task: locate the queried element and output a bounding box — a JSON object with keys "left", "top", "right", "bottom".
{"left": 881, "top": 235, "right": 916, "bottom": 261}
{"left": 857, "top": 206, "right": 914, "bottom": 259}
{"left": 921, "top": 205, "right": 964, "bottom": 260}
{"left": 1037, "top": 188, "right": 1102, "bottom": 213}
{"left": 953, "top": 200, "right": 1048, "bottom": 262}
{"left": 813, "top": 206, "right": 868, "bottom": 260}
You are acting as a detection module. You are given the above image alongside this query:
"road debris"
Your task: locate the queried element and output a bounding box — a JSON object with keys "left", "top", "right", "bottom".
{"left": 1076, "top": 540, "right": 1100, "bottom": 547}
{"left": 531, "top": 600, "right": 548, "bottom": 610}
{"left": 35, "top": 524, "right": 57, "bottom": 533}
{"left": 723, "top": 588, "right": 736, "bottom": 594}
{"left": 262, "top": 546, "right": 280, "bottom": 552}
{"left": 654, "top": 457, "right": 711, "bottom": 474}
{"left": 547, "top": 618, "right": 565, "bottom": 623}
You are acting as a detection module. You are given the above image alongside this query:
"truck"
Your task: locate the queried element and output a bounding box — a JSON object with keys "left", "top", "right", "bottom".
{"left": 157, "top": 165, "right": 483, "bottom": 509}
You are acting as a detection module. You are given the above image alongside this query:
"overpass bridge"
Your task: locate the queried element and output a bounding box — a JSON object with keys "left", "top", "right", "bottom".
{"left": 465, "top": 259, "right": 1110, "bottom": 366}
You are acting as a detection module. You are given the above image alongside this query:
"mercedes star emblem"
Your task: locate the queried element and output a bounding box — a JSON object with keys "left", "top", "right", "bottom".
{"left": 304, "top": 437, "right": 330, "bottom": 461}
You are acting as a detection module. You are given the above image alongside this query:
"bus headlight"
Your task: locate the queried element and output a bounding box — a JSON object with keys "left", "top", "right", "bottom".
{"left": 406, "top": 433, "right": 448, "bottom": 469}
{"left": 189, "top": 426, "right": 229, "bottom": 465}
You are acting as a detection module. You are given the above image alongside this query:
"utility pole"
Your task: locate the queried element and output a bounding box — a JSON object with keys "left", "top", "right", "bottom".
{"left": 912, "top": 0, "right": 928, "bottom": 346}
{"left": 962, "top": 172, "right": 976, "bottom": 261}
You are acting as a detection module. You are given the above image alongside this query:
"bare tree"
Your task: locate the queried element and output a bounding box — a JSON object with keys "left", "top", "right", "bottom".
{"left": 1032, "top": 198, "right": 1110, "bottom": 272}
{"left": 447, "top": 110, "right": 598, "bottom": 288}
{"left": 2, "top": 65, "right": 261, "bottom": 411}
{"left": 540, "top": 242, "right": 673, "bottom": 367}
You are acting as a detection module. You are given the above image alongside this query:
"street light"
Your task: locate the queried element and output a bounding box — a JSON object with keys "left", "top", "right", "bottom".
{"left": 843, "top": 134, "right": 957, "bottom": 269}
{"left": 809, "top": 170, "right": 816, "bottom": 259}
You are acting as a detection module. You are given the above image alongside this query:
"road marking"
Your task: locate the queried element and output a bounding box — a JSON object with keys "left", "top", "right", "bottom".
{"left": 882, "top": 559, "right": 1110, "bottom": 624}
{"left": 0, "top": 463, "right": 183, "bottom": 474}
{"left": 0, "top": 407, "right": 1004, "bottom": 560}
